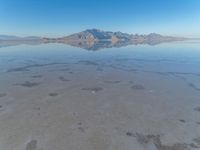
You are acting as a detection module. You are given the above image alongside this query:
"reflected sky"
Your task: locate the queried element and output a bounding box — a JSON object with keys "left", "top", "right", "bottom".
{"left": 0, "top": 41, "right": 200, "bottom": 75}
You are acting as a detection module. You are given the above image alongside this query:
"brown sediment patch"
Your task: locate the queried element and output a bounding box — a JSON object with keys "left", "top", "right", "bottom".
{"left": 96, "top": 67, "right": 104, "bottom": 71}
{"left": 131, "top": 84, "right": 145, "bottom": 90}
{"left": 78, "top": 126, "right": 85, "bottom": 133}
{"left": 34, "top": 107, "right": 40, "bottom": 111}
{"left": 193, "top": 137, "right": 200, "bottom": 145}
{"left": 0, "top": 93, "right": 7, "bottom": 97}
{"left": 179, "top": 119, "right": 186, "bottom": 123}
{"left": 126, "top": 132, "right": 135, "bottom": 137}
{"left": 104, "top": 80, "right": 121, "bottom": 84}
{"left": 78, "top": 122, "right": 82, "bottom": 126}
{"left": 78, "top": 60, "right": 98, "bottom": 66}
{"left": 82, "top": 87, "right": 103, "bottom": 93}
{"left": 189, "top": 143, "right": 200, "bottom": 149}
{"left": 132, "top": 133, "right": 161, "bottom": 145}
{"left": 32, "top": 75, "right": 43, "bottom": 78}
{"left": 15, "top": 81, "right": 40, "bottom": 87}
{"left": 188, "top": 83, "right": 200, "bottom": 91}
{"left": 7, "top": 62, "right": 68, "bottom": 73}
{"left": 194, "top": 107, "right": 200, "bottom": 112}
{"left": 191, "top": 137, "right": 200, "bottom": 148}
{"left": 49, "top": 93, "right": 59, "bottom": 97}
{"left": 155, "top": 72, "right": 171, "bottom": 76}
{"left": 115, "top": 58, "right": 130, "bottom": 62}
{"left": 59, "top": 76, "right": 70, "bottom": 82}
{"left": 77, "top": 122, "right": 87, "bottom": 133}
{"left": 7, "top": 67, "right": 29, "bottom": 72}
{"left": 130, "top": 69, "right": 138, "bottom": 72}
{"left": 107, "top": 64, "right": 138, "bottom": 73}
{"left": 60, "top": 68, "right": 70, "bottom": 71}
{"left": 26, "top": 140, "right": 37, "bottom": 150}
{"left": 126, "top": 132, "right": 190, "bottom": 150}
{"left": 135, "top": 133, "right": 188, "bottom": 150}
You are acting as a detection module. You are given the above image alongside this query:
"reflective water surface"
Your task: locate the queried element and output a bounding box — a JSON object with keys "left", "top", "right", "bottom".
{"left": 0, "top": 41, "right": 200, "bottom": 150}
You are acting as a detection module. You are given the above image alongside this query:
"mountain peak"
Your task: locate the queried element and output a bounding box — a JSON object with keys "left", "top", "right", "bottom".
{"left": 85, "top": 28, "right": 102, "bottom": 32}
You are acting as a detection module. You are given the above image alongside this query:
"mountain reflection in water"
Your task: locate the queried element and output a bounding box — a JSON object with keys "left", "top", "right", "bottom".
{"left": 0, "top": 39, "right": 180, "bottom": 50}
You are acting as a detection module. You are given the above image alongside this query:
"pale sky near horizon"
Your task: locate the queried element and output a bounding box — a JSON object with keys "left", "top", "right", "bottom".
{"left": 0, "top": 0, "right": 200, "bottom": 37}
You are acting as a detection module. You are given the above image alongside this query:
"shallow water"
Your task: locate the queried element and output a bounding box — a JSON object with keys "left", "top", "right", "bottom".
{"left": 0, "top": 41, "right": 200, "bottom": 150}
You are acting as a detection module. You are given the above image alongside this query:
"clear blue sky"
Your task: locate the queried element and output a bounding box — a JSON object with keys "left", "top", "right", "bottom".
{"left": 0, "top": 0, "right": 200, "bottom": 37}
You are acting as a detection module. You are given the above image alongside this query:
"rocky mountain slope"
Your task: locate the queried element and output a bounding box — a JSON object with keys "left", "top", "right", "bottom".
{"left": 47, "top": 29, "right": 186, "bottom": 43}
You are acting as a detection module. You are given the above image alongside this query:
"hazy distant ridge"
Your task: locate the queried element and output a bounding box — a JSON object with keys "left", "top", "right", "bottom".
{"left": 0, "top": 35, "right": 41, "bottom": 40}
{"left": 49, "top": 29, "right": 186, "bottom": 43}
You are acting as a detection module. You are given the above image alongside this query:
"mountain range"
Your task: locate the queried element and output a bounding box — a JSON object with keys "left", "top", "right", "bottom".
{"left": 43, "top": 29, "right": 186, "bottom": 43}
{"left": 0, "top": 29, "right": 187, "bottom": 50}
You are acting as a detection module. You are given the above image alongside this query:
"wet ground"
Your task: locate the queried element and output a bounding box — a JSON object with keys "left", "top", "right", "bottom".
{"left": 0, "top": 41, "right": 200, "bottom": 150}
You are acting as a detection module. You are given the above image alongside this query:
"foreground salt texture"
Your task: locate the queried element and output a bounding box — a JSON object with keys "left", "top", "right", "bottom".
{"left": 0, "top": 43, "right": 200, "bottom": 150}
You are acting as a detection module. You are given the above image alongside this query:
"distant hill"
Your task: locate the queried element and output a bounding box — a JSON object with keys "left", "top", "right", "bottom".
{"left": 42, "top": 29, "right": 186, "bottom": 46}
{"left": 0, "top": 35, "right": 41, "bottom": 41}
{"left": 0, "top": 35, "right": 42, "bottom": 48}
{"left": 0, "top": 35, "right": 20, "bottom": 40}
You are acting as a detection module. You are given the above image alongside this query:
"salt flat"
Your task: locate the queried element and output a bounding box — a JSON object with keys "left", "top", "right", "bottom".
{"left": 0, "top": 42, "right": 200, "bottom": 150}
